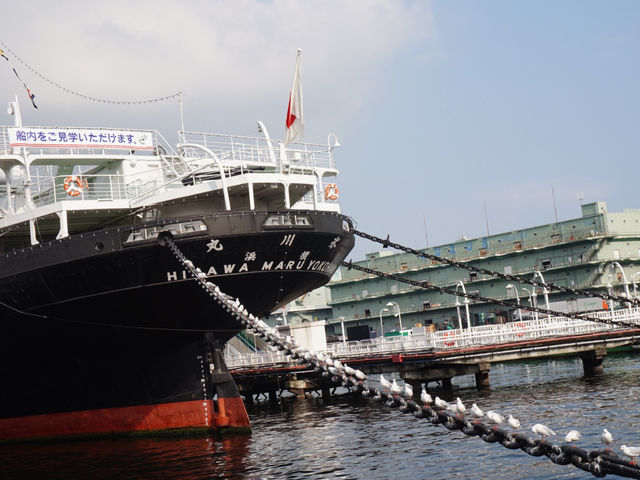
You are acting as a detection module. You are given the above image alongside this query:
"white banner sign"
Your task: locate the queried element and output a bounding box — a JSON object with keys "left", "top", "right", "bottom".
{"left": 8, "top": 127, "right": 155, "bottom": 150}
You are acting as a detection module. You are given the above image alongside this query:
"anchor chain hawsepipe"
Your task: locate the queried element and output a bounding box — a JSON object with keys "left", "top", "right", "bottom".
{"left": 351, "top": 229, "right": 640, "bottom": 308}
{"left": 160, "top": 232, "right": 640, "bottom": 479}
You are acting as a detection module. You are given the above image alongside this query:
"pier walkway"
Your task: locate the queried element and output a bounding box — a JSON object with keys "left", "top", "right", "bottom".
{"left": 226, "top": 308, "right": 640, "bottom": 398}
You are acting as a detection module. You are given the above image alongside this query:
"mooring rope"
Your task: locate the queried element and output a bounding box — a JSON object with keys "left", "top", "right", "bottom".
{"left": 160, "top": 232, "right": 640, "bottom": 479}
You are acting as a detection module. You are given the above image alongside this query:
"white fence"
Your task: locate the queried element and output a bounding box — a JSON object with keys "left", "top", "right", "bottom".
{"left": 225, "top": 308, "right": 640, "bottom": 369}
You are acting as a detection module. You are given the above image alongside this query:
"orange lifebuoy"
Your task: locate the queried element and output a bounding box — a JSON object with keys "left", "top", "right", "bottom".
{"left": 324, "top": 183, "right": 339, "bottom": 201}
{"left": 63, "top": 175, "right": 85, "bottom": 197}
{"left": 443, "top": 331, "right": 456, "bottom": 347}
{"left": 514, "top": 322, "right": 526, "bottom": 337}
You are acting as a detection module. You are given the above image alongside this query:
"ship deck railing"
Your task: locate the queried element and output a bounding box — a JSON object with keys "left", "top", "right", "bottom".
{"left": 179, "top": 131, "right": 337, "bottom": 172}
{"left": 225, "top": 307, "right": 640, "bottom": 369}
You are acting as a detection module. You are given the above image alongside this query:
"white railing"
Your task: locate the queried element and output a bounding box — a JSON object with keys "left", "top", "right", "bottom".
{"left": 225, "top": 350, "right": 292, "bottom": 369}
{"left": 225, "top": 308, "right": 640, "bottom": 369}
{"left": 180, "top": 131, "right": 336, "bottom": 171}
{"left": 26, "top": 171, "right": 167, "bottom": 207}
{"left": 30, "top": 174, "right": 128, "bottom": 206}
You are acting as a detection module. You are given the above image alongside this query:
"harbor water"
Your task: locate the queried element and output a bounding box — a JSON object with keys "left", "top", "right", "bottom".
{"left": 2, "top": 352, "right": 640, "bottom": 479}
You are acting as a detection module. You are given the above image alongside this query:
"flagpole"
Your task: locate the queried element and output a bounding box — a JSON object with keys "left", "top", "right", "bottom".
{"left": 178, "top": 91, "right": 185, "bottom": 143}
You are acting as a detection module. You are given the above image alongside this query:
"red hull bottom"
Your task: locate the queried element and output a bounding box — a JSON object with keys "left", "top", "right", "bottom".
{"left": 0, "top": 398, "right": 250, "bottom": 442}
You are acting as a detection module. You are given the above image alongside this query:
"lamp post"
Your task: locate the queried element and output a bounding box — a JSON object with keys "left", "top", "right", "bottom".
{"left": 455, "top": 280, "right": 471, "bottom": 332}
{"left": 533, "top": 270, "right": 551, "bottom": 319}
{"left": 386, "top": 301, "right": 403, "bottom": 334}
{"left": 378, "top": 307, "right": 389, "bottom": 339}
{"left": 608, "top": 261, "right": 632, "bottom": 310}
{"left": 521, "top": 287, "right": 537, "bottom": 321}
{"left": 506, "top": 284, "right": 522, "bottom": 322}
{"left": 338, "top": 316, "right": 346, "bottom": 343}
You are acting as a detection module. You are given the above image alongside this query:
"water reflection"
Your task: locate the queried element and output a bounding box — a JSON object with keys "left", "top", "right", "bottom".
{"left": 2, "top": 352, "right": 639, "bottom": 479}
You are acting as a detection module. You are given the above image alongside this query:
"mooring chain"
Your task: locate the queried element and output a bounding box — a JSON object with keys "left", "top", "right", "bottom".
{"left": 158, "top": 232, "right": 367, "bottom": 390}
{"left": 352, "top": 229, "right": 640, "bottom": 308}
{"left": 359, "top": 386, "right": 640, "bottom": 479}
{"left": 342, "top": 261, "right": 640, "bottom": 330}
{"left": 160, "top": 233, "right": 640, "bottom": 479}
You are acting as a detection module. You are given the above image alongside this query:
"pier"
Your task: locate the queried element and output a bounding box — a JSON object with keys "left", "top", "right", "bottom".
{"left": 226, "top": 308, "right": 640, "bottom": 399}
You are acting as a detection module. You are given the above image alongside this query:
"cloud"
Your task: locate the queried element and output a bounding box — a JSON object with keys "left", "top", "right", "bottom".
{"left": 1, "top": 0, "right": 436, "bottom": 136}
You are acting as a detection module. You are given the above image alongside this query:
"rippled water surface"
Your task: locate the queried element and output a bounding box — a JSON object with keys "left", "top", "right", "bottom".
{"left": 2, "top": 352, "right": 640, "bottom": 479}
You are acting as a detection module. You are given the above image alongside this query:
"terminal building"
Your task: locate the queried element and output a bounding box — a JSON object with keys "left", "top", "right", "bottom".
{"left": 323, "top": 201, "right": 640, "bottom": 340}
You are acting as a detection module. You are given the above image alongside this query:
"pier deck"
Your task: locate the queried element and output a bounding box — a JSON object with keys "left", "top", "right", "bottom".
{"left": 226, "top": 308, "right": 640, "bottom": 399}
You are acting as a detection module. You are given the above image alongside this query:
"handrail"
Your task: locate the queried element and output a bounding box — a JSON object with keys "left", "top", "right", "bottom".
{"left": 225, "top": 308, "right": 640, "bottom": 369}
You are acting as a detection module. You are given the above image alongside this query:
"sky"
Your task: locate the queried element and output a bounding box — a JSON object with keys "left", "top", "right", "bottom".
{"left": 1, "top": 0, "right": 639, "bottom": 260}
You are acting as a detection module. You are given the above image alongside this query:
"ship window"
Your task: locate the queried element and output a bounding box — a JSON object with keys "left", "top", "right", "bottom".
{"left": 541, "top": 258, "right": 552, "bottom": 269}
{"left": 263, "top": 214, "right": 314, "bottom": 227}
{"left": 613, "top": 249, "right": 620, "bottom": 260}
{"left": 422, "top": 301, "right": 431, "bottom": 310}
{"left": 504, "top": 265, "right": 512, "bottom": 275}
{"left": 469, "top": 272, "right": 478, "bottom": 281}
{"left": 364, "top": 309, "right": 371, "bottom": 317}
{"left": 390, "top": 285, "right": 398, "bottom": 294}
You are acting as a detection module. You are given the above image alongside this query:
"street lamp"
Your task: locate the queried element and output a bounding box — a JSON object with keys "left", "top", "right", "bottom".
{"left": 338, "top": 316, "right": 346, "bottom": 343}
{"left": 386, "top": 301, "right": 403, "bottom": 333}
{"left": 378, "top": 307, "right": 389, "bottom": 339}
{"left": 506, "top": 284, "right": 522, "bottom": 322}
{"left": 455, "top": 280, "right": 471, "bottom": 332}
{"left": 533, "top": 271, "right": 551, "bottom": 319}
{"left": 521, "top": 287, "right": 538, "bottom": 321}
{"left": 608, "top": 261, "right": 632, "bottom": 310}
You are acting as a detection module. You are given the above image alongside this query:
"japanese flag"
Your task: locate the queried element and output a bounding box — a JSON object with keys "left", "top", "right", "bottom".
{"left": 284, "top": 49, "right": 304, "bottom": 145}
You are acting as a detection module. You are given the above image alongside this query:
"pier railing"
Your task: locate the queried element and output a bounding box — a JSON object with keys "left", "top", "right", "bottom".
{"left": 225, "top": 308, "right": 640, "bottom": 369}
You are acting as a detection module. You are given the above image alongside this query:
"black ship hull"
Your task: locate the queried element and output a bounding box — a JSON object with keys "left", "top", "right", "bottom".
{"left": 0, "top": 210, "right": 354, "bottom": 441}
